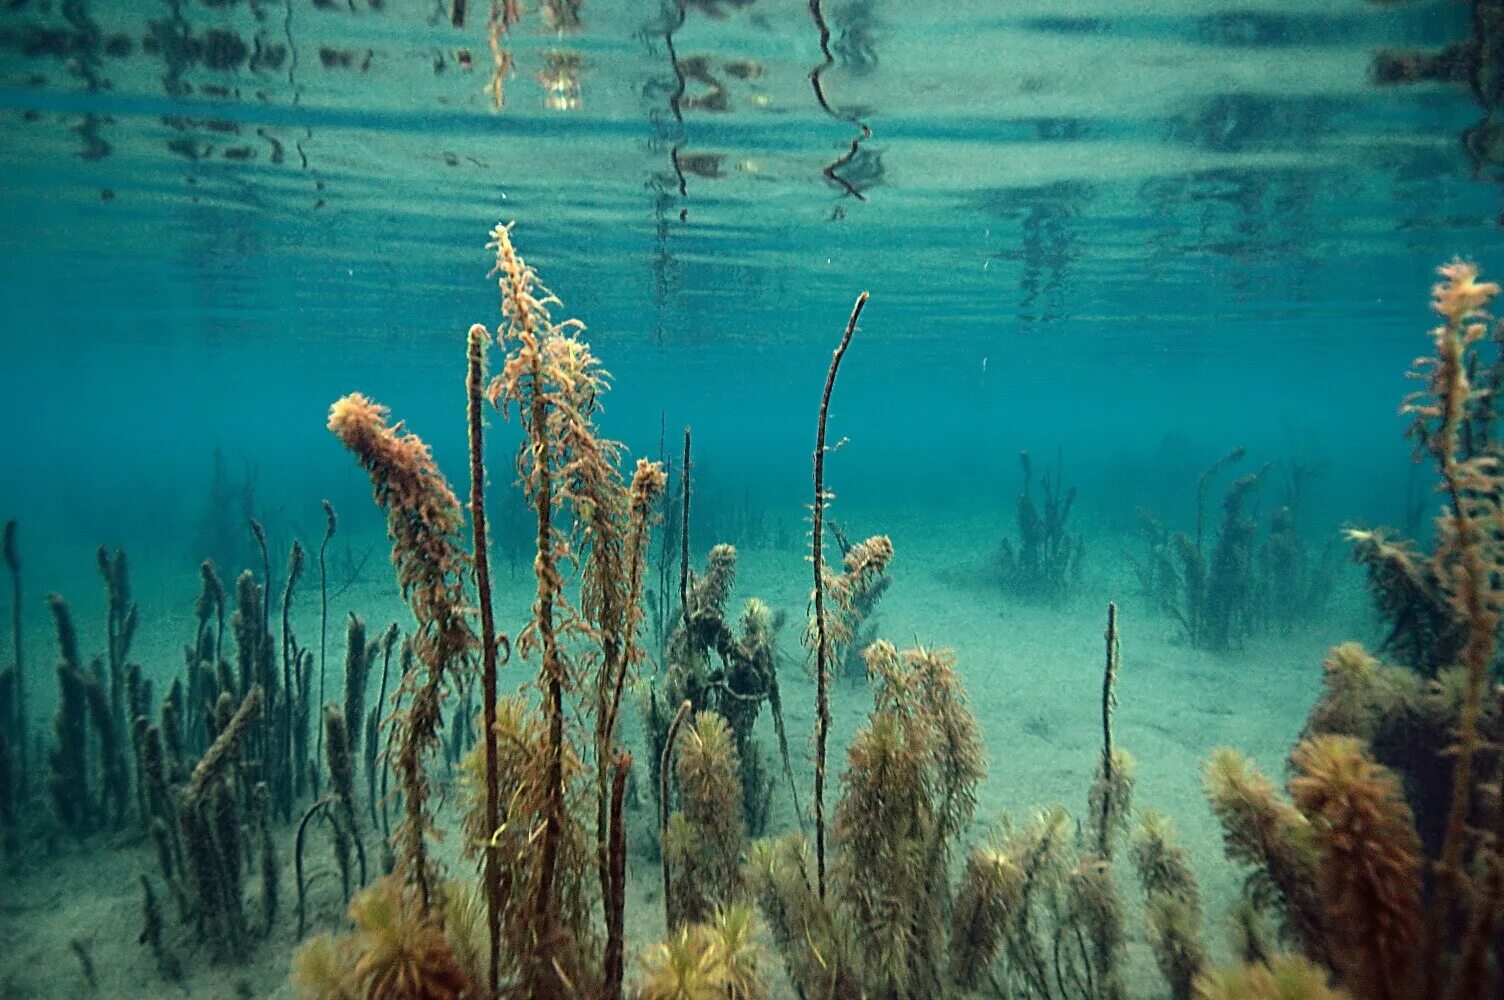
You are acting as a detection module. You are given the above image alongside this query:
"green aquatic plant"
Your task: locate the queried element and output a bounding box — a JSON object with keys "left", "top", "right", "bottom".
{"left": 1136, "top": 446, "right": 1339, "bottom": 650}
{"left": 2, "top": 521, "right": 24, "bottom": 805}
{"left": 177, "top": 684, "right": 263, "bottom": 961}
{"left": 1130, "top": 811, "right": 1207, "bottom": 1000}
{"left": 997, "top": 448, "right": 1084, "bottom": 604}
{"left": 665, "top": 711, "right": 744, "bottom": 928}
{"left": 635, "top": 904, "right": 769, "bottom": 1000}
{"left": 45, "top": 594, "right": 92, "bottom": 836}
{"left": 750, "top": 638, "right": 990, "bottom": 999}
{"left": 643, "top": 543, "right": 791, "bottom": 838}
{"left": 1194, "top": 954, "right": 1347, "bottom": 1000}
{"left": 317, "top": 498, "right": 337, "bottom": 787}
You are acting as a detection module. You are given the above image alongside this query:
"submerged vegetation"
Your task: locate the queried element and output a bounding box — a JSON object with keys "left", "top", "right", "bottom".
{"left": 1129, "top": 444, "right": 1339, "bottom": 651}
{"left": 3, "top": 232, "right": 1504, "bottom": 1000}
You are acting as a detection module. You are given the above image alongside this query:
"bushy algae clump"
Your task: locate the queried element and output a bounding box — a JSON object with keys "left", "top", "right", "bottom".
{"left": 317, "top": 222, "right": 666, "bottom": 999}
{"left": 1199, "top": 260, "right": 1504, "bottom": 1000}
{"left": 1130, "top": 444, "right": 1339, "bottom": 650}
{"left": 997, "top": 448, "right": 1084, "bottom": 605}
{"left": 7, "top": 222, "right": 1491, "bottom": 1000}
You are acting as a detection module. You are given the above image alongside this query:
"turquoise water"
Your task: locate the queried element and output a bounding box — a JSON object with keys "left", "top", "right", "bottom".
{"left": 0, "top": 1, "right": 1500, "bottom": 997}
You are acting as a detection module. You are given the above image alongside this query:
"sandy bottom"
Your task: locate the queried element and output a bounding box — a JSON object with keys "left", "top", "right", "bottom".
{"left": 0, "top": 510, "right": 1359, "bottom": 998}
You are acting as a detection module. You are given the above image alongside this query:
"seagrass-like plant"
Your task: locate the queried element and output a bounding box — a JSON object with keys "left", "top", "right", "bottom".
{"left": 327, "top": 391, "right": 479, "bottom": 909}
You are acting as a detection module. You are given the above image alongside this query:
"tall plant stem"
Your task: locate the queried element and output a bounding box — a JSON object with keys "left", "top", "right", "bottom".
{"left": 660, "top": 699, "right": 692, "bottom": 931}
{"left": 679, "top": 426, "right": 691, "bottom": 617}
{"left": 316, "top": 501, "right": 335, "bottom": 782}
{"left": 811, "top": 290, "right": 868, "bottom": 899}
{"left": 1420, "top": 309, "right": 1498, "bottom": 994}
{"left": 604, "top": 750, "right": 632, "bottom": 1000}
{"left": 467, "top": 324, "right": 504, "bottom": 998}
{"left": 3, "top": 521, "right": 23, "bottom": 799}
{"left": 597, "top": 461, "right": 663, "bottom": 968}
{"left": 1097, "top": 602, "right": 1119, "bottom": 858}
{"left": 523, "top": 344, "right": 567, "bottom": 956}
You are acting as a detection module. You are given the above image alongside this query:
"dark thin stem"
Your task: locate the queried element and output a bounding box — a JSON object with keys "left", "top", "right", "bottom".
{"left": 466, "top": 324, "right": 504, "bottom": 999}
{"left": 603, "top": 750, "right": 632, "bottom": 1000}
{"left": 295, "top": 795, "right": 337, "bottom": 938}
{"left": 660, "top": 698, "right": 692, "bottom": 931}
{"left": 812, "top": 290, "right": 869, "bottom": 899}
{"left": 370, "top": 626, "right": 396, "bottom": 827}
{"left": 1098, "top": 602, "right": 1118, "bottom": 858}
{"left": 3, "top": 521, "right": 23, "bottom": 800}
{"left": 679, "top": 426, "right": 691, "bottom": 619}
{"left": 317, "top": 501, "right": 335, "bottom": 781}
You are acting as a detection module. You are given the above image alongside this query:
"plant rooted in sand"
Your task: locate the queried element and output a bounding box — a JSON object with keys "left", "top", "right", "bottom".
{"left": 327, "top": 391, "right": 480, "bottom": 909}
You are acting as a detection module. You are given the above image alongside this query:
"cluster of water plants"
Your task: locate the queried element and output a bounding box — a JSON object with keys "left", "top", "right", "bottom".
{"left": 4, "top": 233, "right": 1504, "bottom": 1000}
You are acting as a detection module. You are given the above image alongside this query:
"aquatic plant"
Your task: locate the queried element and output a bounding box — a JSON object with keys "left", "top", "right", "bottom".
{"left": 317, "top": 499, "right": 337, "bottom": 784}
{"left": 46, "top": 594, "right": 92, "bottom": 836}
{"left": 1263, "top": 505, "right": 1341, "bottom": 637}
{"left": 1130, "top": 811, "right": 1206, "bottom": 1000}
{"left": 327, "top": 389, "right": 480, "bottom": 910}
{"left": 463, "top": 318, "right": 507, "bottom": 998}
{"left": 962, "top": 609, "right": 1138, "bottom": 1000}
{"left": 484, "top": 220, "right": 669, "bottom": 996}
{"left": 282, "top": 540, "right": 313, "bottom": 810}
{"left": 1, "top": 520, "right": 23, "bottom": 826}
{"left": 139, "top": 874, "right": 183, "bottom": 981}
{"left": 177, "top": 684, "right": 263, "bottom": 961}
{"left": 665, "top": 711, "right": 744, "bottom": 927}
{"left": 825, "top": 522, "right": 892, "bottom": 678}
{"left": 1344, "top": 528, "right": 1464, "bottom": 676}
{"left": 1134, "top": 444, "right": 1336, "bottom": 649}
{"left": 1291, "top": 735, "right": 1422, "bottom": 1000}
{"left": 324, "top": 705, "right": 368, "bottom": 903}
{"left": 997, "top": 448, "right": 1084, "bottom": 604}
{"left": 294, "top": 875, "right": 472, "bottom": 1000}
{"left": 642, "top": 538, "right": 792, "bottom": 838}
{"left": 1201, "top": 261, "right": 1504, "bottom": 1000}
{"left": 458, "top": 693, "right": 597, "bottom": 995}
{"left": 635, "top": 904, "right": 769, "bottom": 1000}
{"left": 808, "top": 289, "right": 870, "bottom": 900}
{"left": 750, "top": 638, "right": 991, "bottom": 999}
{"left": 193, "top": 448, "right": 259, "bottom": 583}
{"left": 818, "top": 530, "right": 894, "bottom": 682}
{"left": 97, "top": 546, "right": 137, "bottom": 827}
{"left": 365, "top": 624, "right": 399, "bottom": 830}
{"left": 1194, "top": 954, "right": 1346, "bottom": 1000}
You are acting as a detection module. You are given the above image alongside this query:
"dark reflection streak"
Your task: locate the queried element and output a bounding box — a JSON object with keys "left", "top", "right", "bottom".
{"left": 451, "top": 1, "right": 466, "bottom": 29}
{"left": 807, "top": 0, "right": 870, "bottom": 201}
{"left": 62, "top": 0, "right": 112, "bottom": 161}
{"left": 285, "top": 0, "right": 311, "bottom": 173}
{"left": 664, "top": 0, "right": 689, "bottom": 206}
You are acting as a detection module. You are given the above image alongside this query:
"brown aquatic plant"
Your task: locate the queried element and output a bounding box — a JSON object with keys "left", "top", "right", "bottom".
{"left": 327, "top": 390, "right": 478, "bottom": 909}
{"left": 1289, "top": 735, "right": 1422, "bottom": 1000}
{"left": 292, "top": 875, "right": 472, "bottom": 1000}
{"left": 485, "top": 221, "right": 660, "bottom": 994}
{"left": 1402, "top": 260, "right": 1503, "bottom": 990}
{"left": 808, "top": 289, "right": 870, "bottom": 899}
{"left": 466, "top": 319, "right": 506, "bottom": 997}
{"left": 1203, "top": 747, "right": 1327, "bottom": 962}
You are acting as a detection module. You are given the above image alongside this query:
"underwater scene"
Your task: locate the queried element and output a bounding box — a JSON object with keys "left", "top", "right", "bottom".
{"left": 3, "top": 0, "right": 1504, "bottom": 998}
